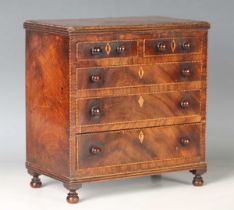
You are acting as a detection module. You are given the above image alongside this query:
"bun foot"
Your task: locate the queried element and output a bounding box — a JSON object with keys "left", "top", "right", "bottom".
{"left": 30, "top": 175, "right": 42, "bottom": 188}
{"left": 192, "top": 175, "right": 204, "bottom": 186}
{"left": 67, "top": 190, "right": 79, "bottom": 204}
{"left": 190, "top": 169, "right": 205, "bottom": 187}
{"left": 64, "top": 182, "right": 81, "bottom": 204}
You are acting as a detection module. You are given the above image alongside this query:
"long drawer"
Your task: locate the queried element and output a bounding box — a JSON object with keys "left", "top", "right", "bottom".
{"left": 76, "top": 62, "right": 201, "bottom": 90}
{"left": 77, "top": 123, "right": 201, "bottom": 170}
{"left": 76, "top": 90, "right": 201, "bottom": 132}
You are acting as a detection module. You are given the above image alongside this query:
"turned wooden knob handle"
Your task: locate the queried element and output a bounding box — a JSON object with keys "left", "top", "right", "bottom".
{"left": 182, "top": 41, "right": 192, "bottom": 50}
{"left": 91, "top": 106, "right": 101, "bottom": 116}
{"left": 91, "top": 47, "right": 102, "bottom": 55}
{"left": 181, "top": 67, "right": 191, "bottom": 77}
{"left": 180, "top": 137, "right": 191, "bottom": 146}
{"left": 116, "top": 45, "right": 125, "bottom": 53}
{"left": 157, "top": 42, "right": 167, "bottom": 52}
{"left": 90, "top": 146, "right": 102, "bottom": 155}
{"left": 90, "top": 75, "right": 101, "bottom": 82}
{"left": 180, "top": 99, "right": 190, "bottom": 109}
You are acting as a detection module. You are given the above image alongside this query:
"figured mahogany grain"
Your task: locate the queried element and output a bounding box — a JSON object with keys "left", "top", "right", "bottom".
{"left": 26, "top": 31, "right": 70, "bottom": 177}
{"left": 76, "top": 62, "right": 201, "bottom": 90}
{"left": 144, "top": 36, "right": 202, "bottom": 56}
{"left": 78, "top": 124, "right": 200, "bottom": 169}
{"left": 70, "top": 30, "right": 206, "bottom": 67}
{"left": 76, "top": 90, "right": 201, "bottom": 132}
{"left": 77, "top": 40, "right": 137, "bottom": 60}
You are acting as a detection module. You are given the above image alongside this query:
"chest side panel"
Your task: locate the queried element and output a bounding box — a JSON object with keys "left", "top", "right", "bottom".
{"left": 26, "top": 31, "right": 70, "bottom": 177}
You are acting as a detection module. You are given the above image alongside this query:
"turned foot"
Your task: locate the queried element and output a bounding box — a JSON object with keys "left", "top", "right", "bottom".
{"left": 67, "top": 190, "right": 79, "bottom": 204}
{"left": 192, "top": 175, "right": 204, "bottom": 186}
{"left": 190, "top": 169, "right": 206, "bottom": 187}
{"left": 30, "top": 174, "right": 42, "bottom": 188}
{"left": 64, "top": 182, "right": 82, "bottom": 204}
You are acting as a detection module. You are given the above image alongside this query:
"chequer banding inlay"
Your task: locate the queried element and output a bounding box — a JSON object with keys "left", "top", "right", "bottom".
{"left": 171, "top": 39, "right": 176, "bottom": 52}
{"left": 138, "top": 96, "right": 144, "bottom": 108}
{"left": 138, "top": 131, "right": 144, "bottom": 144}
{"left": 138, "top": 66, "right": 144, "bottom": 79}
{"left": 105, "top": 42, "right": 111, "bottom": 55}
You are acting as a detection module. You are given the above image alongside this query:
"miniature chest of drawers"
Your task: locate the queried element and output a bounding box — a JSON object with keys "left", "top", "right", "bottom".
{"left": 24, "top": 16, "right": 210, "bottom": 203}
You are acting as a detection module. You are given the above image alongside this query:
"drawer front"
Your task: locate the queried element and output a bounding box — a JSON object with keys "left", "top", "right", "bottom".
{"left": 76, "top": 90, "right": 200, "bottom": 127}
{"left": 144, "top": 37, "right": 202, "bottom": 56}
{"left": 77, "top": 62, "right": 201, "bottom": 90}
{"left": 77, "top": 124, "right": 201, "bottom": 169}
{"left": 76, "top": 40, "right": 137, "bottom": 60}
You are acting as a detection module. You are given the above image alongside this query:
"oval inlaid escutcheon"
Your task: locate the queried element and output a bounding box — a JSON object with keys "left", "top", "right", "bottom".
{"left": 105, "top": 43, "right": 111, "bottom": 55}
{"left": 171, "top": 39, "right": 176, "bottom": 52}
{"left": 138, "top": 66, "right": 144, "bottom": 79}
{"left": 138, "top": 96, "right": 144, "bottom": 108}
{"left": 138, "top": 131, "right": 144, "bottom": 143}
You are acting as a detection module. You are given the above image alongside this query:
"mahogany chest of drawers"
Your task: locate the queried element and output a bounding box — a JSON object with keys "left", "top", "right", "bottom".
{"left": 24, "top": 16, "right": 210, "bottom": 203}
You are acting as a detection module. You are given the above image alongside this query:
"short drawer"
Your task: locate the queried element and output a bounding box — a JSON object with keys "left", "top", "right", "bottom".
{"left": 76, "top": 40, "right": 137, "bottom": 60}
{"left": 76, "top": 62, "right": 201, "bottom": 90}
{"left": 77, "top": 124, "right": 201, "bottom": 169}
{"left": 144, "top": 37, "right": 202, "bottom": 56}
{"left": 76, "top": 90, "right": 200, "bottom": 128}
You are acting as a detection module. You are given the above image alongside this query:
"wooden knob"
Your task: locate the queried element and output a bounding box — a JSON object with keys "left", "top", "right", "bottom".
{"left": 116, "top": 45, "right": 125, "bottom": 53}
{"left": 90, "top": 75, "right": 101, "bottom": 82}
{"left": 90, "top": 146, "right": 102, "bottom": 155}
{"left": 182, "top": 41, "right": 192, "bottom": 50}
{"left": 91, "top": 106, "right": 101, "bottom": 116}
{"left": 181, "top": 67, "right": 191, "bottom": 77}
{"left": 180, "top": 99, "right": 190, "bottom": 109}
{"left": 157, "top": 42, "right": 167, "bottom": 52}
{"left": 91, "top": 47, "right": 102, "bottom": 55}
{"left": 180, "top": 137, "right": 190, "bottom": 146}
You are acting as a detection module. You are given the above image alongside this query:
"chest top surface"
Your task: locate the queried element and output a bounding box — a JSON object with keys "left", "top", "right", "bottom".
{"left": 24, "top": 16, "right": 210, "bottom": 34}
